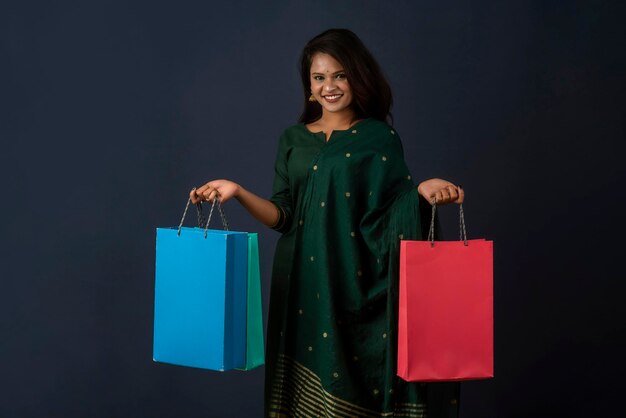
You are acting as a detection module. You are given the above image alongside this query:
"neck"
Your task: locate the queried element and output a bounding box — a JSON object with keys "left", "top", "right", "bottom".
{"left": 319, "top": 109, "right": 358, "bottom": 129}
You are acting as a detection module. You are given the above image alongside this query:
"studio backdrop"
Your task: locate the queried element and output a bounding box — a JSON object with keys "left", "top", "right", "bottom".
{"left": 1, "top": 1, "right": 624, "bottom": 417}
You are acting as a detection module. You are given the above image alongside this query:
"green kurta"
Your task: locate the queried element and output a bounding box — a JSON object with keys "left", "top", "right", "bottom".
{"left": 265, "top": 118, "right": 459, "bottom": 418}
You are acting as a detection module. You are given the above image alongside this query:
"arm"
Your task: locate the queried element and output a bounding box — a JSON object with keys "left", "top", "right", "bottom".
{"left": 190, "top": 132, "right": 294, "bottom": 232}
{"left": 190, "top": 180, "right": 280, "bottom": 228}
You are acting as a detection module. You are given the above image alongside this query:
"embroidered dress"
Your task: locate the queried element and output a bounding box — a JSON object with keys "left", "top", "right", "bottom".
{"left": 265, "top": 118, "right": 459, "bottom": 417}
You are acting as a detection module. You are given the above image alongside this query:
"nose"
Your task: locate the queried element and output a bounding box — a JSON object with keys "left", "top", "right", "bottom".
{"left": 323, "top": 77, "right": 336, "bottom": 91}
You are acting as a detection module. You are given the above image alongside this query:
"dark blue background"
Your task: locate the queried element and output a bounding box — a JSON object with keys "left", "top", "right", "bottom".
{"left": 1, "top": 1, "right": 624, "bottom": 417}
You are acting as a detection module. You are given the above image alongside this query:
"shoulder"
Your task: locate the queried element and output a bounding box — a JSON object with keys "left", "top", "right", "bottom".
{"left": 358, "top": 119, "right": 404, "bottom": 153}
{"left": 272, "top": 123, "right": 314, "bottom": 157}
{"left": 274, "top": 123, "right": 306, "bottom": 147}
{"left": 359, "top": 118, "right": 399, "bottom": 139}
{"left": 361, "top": 118, "right": 393, "bottom": 132}
{"left": 280, "top": 123, "right": 308, "bottom": 138}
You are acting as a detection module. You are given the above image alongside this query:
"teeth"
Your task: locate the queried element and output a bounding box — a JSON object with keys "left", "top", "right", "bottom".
{"left": 325, "top": 95, "right": 342, "bottom": 100}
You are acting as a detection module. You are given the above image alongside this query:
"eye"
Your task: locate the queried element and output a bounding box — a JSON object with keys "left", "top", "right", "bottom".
{"left": 313, "top": 75, "right": 324, "bottom": 81}
{"left": 335, "top": 73, "right": 347, "bottom": 80}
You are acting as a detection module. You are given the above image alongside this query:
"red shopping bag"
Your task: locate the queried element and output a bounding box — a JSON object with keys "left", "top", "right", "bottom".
{"left": 397, "top": 204, "right": 493, "bottom": 381}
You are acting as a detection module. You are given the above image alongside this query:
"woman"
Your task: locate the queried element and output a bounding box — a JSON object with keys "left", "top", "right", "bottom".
{"left": 191, "top": 29, "right": 463, "bottom": 418}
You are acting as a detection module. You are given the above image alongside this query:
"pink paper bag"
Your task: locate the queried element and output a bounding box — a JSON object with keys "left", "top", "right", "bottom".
{"left": 397, "top": 205, "right": 494, "bottom": 381}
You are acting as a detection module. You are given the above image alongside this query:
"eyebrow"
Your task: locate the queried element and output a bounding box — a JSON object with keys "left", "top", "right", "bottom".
{"left": 311, "top": 70, "right": 345, "bottom": 75}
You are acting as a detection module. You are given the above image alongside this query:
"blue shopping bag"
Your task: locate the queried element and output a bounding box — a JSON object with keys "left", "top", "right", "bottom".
{"left": 153, "top": 199, "right": 247, "bottom": 371}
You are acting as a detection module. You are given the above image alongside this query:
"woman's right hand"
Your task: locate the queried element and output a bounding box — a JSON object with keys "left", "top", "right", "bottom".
{"left": 191, "top": 180, "right": 280, "bottom": 228}
{"left": 190, "top": 180, "right": 241, "bottom": 204}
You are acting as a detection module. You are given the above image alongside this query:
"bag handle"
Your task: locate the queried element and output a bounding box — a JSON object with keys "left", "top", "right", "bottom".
{"left": 177, "top": 188, "right": 230, "bottom": 237}
{"left": 427, "top": 202, "right": 468, "bottom": 247}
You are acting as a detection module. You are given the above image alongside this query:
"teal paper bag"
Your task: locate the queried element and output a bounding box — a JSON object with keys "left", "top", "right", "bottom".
{"left": 237, "top": 233, "right": 265, "bottom": 370}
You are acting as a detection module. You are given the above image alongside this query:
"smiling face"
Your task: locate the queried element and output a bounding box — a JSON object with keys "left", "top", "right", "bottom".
{"left": 309, "top": 53, "right": 354, "bottom": 116}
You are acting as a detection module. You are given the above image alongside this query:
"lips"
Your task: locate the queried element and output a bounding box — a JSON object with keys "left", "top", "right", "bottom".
{"left": 322, "top": 94, "right": 343, "bottom": 103}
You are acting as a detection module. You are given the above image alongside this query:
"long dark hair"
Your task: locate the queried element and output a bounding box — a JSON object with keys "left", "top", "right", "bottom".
{"left": 298, "top": 29, "right": 393, "bottom": 124}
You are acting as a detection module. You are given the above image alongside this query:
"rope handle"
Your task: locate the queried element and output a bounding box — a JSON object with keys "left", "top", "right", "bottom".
{"left": 177, "top": 188, "right": 230, "bottom": 237}
{"left": 427, "top": 201, "right": 468, "bottom": 247}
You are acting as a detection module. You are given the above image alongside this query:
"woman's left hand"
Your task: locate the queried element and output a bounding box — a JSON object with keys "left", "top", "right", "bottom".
{"left": 417, "top": 178, "right": 464, "bottom": 205}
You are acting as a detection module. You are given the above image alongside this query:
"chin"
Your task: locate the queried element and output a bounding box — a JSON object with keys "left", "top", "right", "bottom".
{"left": 323, "top": 102, "right": 352, "bottom": 113}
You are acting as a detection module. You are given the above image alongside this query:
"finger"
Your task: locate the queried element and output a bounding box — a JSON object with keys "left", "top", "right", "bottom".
{"left": 195, "top": 184, "right": 210, "bottom": 197}
{"left": 457, "top": 185, "right": 465, "bottom": 204}
{"left": 202, "top": 187, "right": 214, "bottom": 201}
{"left": 446, "top": 185, "right": 459, "bottom": 201}
{"left": 437, "top": 190, "right": 453, "bottom": 205}
{"left": 204, "top": 189, "right": 218, "bottom": 202}
{"left": 190, "top": 188, "right": 201, "bottom": 204}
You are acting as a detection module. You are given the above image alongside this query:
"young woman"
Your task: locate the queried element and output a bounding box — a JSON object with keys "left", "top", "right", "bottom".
{"left": 191, "top": 29, "right": 463, "bottom": 418}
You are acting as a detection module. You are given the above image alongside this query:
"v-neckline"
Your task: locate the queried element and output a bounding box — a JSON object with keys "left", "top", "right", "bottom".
{"left": 302, "top": 118, "right": 369, "bottom": 143}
